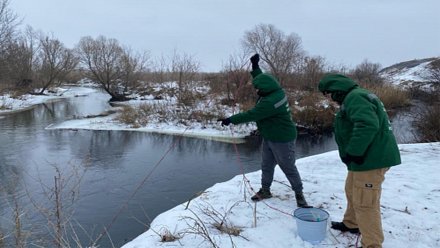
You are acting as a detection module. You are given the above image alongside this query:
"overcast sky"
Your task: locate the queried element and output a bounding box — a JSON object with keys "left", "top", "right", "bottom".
{"left": 9, "top": 0, "right": 440, "bottom": 72}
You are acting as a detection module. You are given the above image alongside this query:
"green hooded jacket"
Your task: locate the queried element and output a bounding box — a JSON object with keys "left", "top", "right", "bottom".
{"left": 229, "top": 68, "right": 297, "bottom": 142}
{"left": 318, "top": 74, "right": 401, "bottom": 171}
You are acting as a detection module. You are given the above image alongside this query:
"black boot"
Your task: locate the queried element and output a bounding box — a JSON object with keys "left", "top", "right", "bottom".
{"left": 330, "top": 221, "right": 360, "bottom": 234}
{"left": 295, "top": 192, "right": 310, "bottom": 208}
{"left": 251, "top": 188, "right": 272, "bottom": 201}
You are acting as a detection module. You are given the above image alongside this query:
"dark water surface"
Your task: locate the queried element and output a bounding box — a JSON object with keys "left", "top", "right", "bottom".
{"left": 0, "top": 88, "right": 410, "bottom": 247}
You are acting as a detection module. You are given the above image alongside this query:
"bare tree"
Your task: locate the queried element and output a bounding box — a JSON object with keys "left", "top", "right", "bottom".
{"left": 169, "top": 50, "right": 200, "bottom": 106}
{"left": 120, "top": 47, "right": 150, "bottom": 93}
{"left": 76, "top": 36, "right": 149, "bottom": 101}
{"left": 150, "top": 54, "right": 170, "bottom": 84}
{"left": 76, "top": 36, "right": 125, "bottom": 100}
{"left": 0, "top": 0, "right": 20, "bottom": 50}
{"left": 35, "top": 34, "right": 78, "bottom": 94}
{"left": 350, "top": 59, "right": 384, "bottom": 85}
{"left": 0, "top": 0, "right": 21, "bottom": 89}
{"left": 242, "top": 23, "right": 305, "bottom": 86}
{"left": 220, "top": 51, "right": 254, "bottom": 105}
{"left": 0, "top": 26, "right": 39, "bottom": 91}
{"left": 297, "top": 56, "right": 327, "bottom": 91}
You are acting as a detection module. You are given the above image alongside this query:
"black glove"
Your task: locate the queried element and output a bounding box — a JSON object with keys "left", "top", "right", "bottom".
{"left": 217, "top": 118, "right": 231, "bottom": 126}
{"left": 342, "top": 154, "right": 365, "bottom": 165}
{"left": 341, "top": 156, "right": 350, "bottom": 165}
{"left": 250, "top": 53, "right": 260, "bottom": 70}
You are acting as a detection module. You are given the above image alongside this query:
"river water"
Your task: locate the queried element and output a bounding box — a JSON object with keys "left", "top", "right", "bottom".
{"left": 0, "top": 88, "right": 412, "bottom": 247}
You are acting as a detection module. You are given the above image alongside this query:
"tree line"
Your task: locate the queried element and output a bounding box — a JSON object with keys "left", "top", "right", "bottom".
{"left": 2, "top": 0, "right": 438, "bottom": 105}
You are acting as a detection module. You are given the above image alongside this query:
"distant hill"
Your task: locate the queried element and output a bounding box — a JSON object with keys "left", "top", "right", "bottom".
{"left": 380, "top": 57, "right": 440, "bottom": 89}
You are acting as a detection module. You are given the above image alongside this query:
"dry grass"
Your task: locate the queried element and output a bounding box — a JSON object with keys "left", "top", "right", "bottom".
{"left": 365, "top": 84, "right": 411, "bottom": 110}
{"left": 115, "top": 105, "right": 139, "bottom": 127}
{"left": 115, "top": 103, "right": 154, "bottom": 128}
{"left": 212, "top": 223, "right": 242, "bottom": 236}
{"left": 160, "top": 229, "right": 180, "bottom": 243}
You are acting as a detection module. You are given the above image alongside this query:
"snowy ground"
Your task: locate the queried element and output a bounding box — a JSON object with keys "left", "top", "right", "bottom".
{"left": 2, "top": 86, "right": 439, "bottom": 248}
{"left": 380, "top": 60, "right": 437, "bottom": 91}
{"left": 122, "top": 142, "right": 440, "bottom": 248}
{"left": 46, "top": 114, "right": 253, "bottom": 143}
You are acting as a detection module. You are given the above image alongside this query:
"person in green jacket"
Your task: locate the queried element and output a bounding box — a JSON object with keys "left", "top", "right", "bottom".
{"left": 218, "top": 54, "right": 309, "bottom": 208}
{"left": 318, "top": 74, "right": 401, "bottom": 248}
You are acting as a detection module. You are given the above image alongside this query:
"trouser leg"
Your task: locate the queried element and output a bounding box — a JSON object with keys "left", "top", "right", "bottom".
{"left": 343, "top": 171, "right": 358, "bottom": 228}
{"left": 261, "top": 139, "right": 276, "bottom": 190}
{"left": 268, "top": 140, "right": 303, "bottom": 193}
{"left": 353, "top": 168, "right": 388, "bottom": 248}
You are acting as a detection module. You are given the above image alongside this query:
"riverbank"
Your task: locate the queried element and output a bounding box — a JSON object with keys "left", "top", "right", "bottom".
{"left": 122, "top": 142, "right": 440, "bottom": 248}
{"left": 1, "top": 86, "right": 254, "bottom": 142}
{"left": 0, "top": 86, "right": 98, "bottom": 115}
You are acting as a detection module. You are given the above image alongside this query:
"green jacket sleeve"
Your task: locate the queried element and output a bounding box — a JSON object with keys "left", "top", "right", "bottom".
{"left": 230, "top": 97, "right": 277, "bottom": 124}
{"left": 251, "top": 68, "right": 263, "bottom": 78}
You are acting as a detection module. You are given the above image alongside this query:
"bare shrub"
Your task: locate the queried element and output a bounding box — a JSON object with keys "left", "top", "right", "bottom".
{"left": 148, "top": 55, "right": 171, "bottom": 84}
{"left": 24, "top": 162, "right": 87, "bottom": 248}
{"left": 423, "top": 58, "right": 440, "bottom": 84}
{"left": 177, "top": 89, "right": 204, "bottom": 107}
{"left": 210, "top": 70, "right": 255, "bottom": 108}
{"left": 181, "top": 209, "right": 219, "bottom": 248}
{"left": 115, "top": 104, "right": 153, "bottom": 127}
{"left": 217, "top": 52, "right": 254, "bottom": 105}
{"left": 292, "top": 92, "right": 336, "bottom": 134}
{"left": 204, "top": 72, "right": 223, "bottom": 95}
{"left": 169, "top": 50, "right": 201, "bottom": 106}
{"left": 413, "top": 104, "right": 440, "bottom": 142}
{"left": 63, "top": 70, "right": 83, "bottom": 85}
{"left": 350, "top": 59, "right": 385, "bottom": 86}
{"left": 190, "top": 110, "right": 218, "bottom": 124}
{"left": 137, "top": 103, "right": 154, "bottom": 122}
{"left": 181, "top": 201, "right": 249, "bottom": 248}
{"left": 0, "top": 174, "right": 31, "bottom": 248}
{"left": 12, "top": 197, "right": 27, "bottom": 248}
{"left": 293, "top": 56, "right": 327, "bottom": 91}
{"left": 115, "top": 105, "right": 138, "bottom": 126}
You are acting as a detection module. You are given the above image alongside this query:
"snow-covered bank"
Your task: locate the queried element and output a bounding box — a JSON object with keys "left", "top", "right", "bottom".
{"left": 40, "top": 83, "right": 257, "bottom": 143}
{"left": 45, "top": 114, "right": 254, "bottom": 143}
{"left": 122, "top": 142, "right": 440, "bottom": 248}
{"left": 0, "top": 86, "right": 98, "bottom": 114}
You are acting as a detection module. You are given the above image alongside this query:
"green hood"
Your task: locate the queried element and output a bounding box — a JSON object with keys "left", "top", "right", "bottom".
{"left": 318, "top": 74, "right": 358, "bottom": 94}
{"left": 251, "top": 68, "right": 281, "bottom": 94}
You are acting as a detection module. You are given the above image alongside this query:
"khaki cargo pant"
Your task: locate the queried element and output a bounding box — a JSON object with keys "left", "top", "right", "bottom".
{"left": 342, "top": 168, "right": 389, "bottom": 248}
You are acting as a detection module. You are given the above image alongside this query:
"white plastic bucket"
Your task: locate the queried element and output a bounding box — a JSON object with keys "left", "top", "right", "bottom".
{"left": 294, "top": 207, "right": 329, "bottom": 244}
